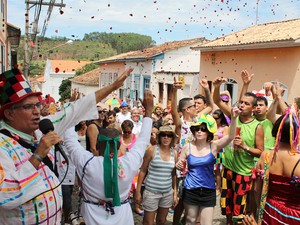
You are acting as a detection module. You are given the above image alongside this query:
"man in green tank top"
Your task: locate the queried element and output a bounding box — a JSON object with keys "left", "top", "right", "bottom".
{"left": 213, "top": 78, "right": 264, "bottom": 225}
{"left": 255, "top": 96, "right": 275, "bottom": 151}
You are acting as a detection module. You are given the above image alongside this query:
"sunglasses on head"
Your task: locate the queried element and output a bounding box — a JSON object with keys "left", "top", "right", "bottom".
{"left": 193, "top": 126, "right": 208, "bottom": 133}
{"left": 160, "top": 132, "right": 174, "bottom": 138}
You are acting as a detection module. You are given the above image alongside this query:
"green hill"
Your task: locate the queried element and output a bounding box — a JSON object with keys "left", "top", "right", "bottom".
{"left": 18, "top": 32, "right": 155, "bottom": 76}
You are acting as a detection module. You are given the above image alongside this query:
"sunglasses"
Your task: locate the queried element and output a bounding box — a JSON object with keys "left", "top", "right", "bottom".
{"left": 193, "top": 126, "right": 208, "bottom": 133}
{"left": 123, "top": 131, "right": 132, "bottom": 135}
{"left": 186, "top": 104, "right": 196, "bottom": 109}
{"left": 160, "top": 132, "right": 174, "bottom": 138}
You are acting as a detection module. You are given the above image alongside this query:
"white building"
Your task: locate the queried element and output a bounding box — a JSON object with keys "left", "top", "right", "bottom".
{"left": 95, "top": 38, "right": 207, "bottom": 108}
{"left": 42, "top": 59, "right": 90, "bottom": 101}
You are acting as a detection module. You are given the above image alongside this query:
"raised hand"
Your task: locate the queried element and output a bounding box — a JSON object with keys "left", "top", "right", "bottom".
{"left": 241, "top": 70, "right": 254, "bottom": 85}
{"left": 139, "top": 89, "right": 154, "bottom": 117}
{"left": 114, "top": 68, "right": 134, "bottom": 90}
{"left": 199, "top": 77, "right": 209, "bottom": 89}
{"left": 173, "top": 77, "right": 183, "bottom": 90}
{"left": 213, "top": 77, "right": 227, "bottom": 88}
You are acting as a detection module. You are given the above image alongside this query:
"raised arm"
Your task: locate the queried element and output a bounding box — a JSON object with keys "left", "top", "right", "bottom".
{"left": 95, "top": 68, "right": 133, "bottom": 103}
{"left": 198, "top": 77, "right": 213, "bottom": 117}
{"left": 212, "top": 76, "right": 232, "bottom": 117}
{"left": 266, "top": 81, "right": 286, "bottom": 123}
{"left": 239, "top": 70, "right": 254, "bottom": 101}
{"left": 172, "top": 77, "right": 182, "bottom": 138}
{"left": 213, "top": 106, "right": 240, "bottom": 151}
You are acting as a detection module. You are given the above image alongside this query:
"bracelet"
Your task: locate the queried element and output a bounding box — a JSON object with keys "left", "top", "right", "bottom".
{"left": 33, "top": 153, "right": 43, "bottom": 163}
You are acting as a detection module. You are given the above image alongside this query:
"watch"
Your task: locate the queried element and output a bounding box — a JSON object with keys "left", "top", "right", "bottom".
{"left": 245, "top": 146, "right": 250, "bottom": 152}
{"left": 33, "top": 153, "right": 43, "bottom": 163}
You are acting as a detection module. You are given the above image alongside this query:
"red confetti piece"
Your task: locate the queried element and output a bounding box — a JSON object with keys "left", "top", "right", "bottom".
{"left": 55, "top": 67, "right": 60, "bottom": 73}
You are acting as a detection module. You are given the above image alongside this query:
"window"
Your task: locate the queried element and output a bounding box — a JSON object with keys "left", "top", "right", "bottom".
{"left": 133, "top": 74, "right": 140, "bottom": 101}
{"left": 143, "top": 76, "right": 150, "bottom": 89}
{"left": 0, "top": 0, "right": 4, "bottom": 17}
{"left": 158, "top": 82, "right": 164, "bottom": 103}
{"left": 113, "top": 73, "right": 118, "bottom": 81}
{"left": 109, "top": 73, "right": 112, "bottom": 84}
{"left": 0, "top": 44, "right": 5, "bottom": 73}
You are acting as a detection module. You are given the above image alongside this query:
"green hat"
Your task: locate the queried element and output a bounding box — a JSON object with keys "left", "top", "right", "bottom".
{"left": 191, "top": 114, "right": 218, "bottom": 134}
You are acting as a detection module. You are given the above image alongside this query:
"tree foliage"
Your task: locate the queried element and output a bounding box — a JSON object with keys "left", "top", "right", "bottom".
{"left": 59, "top": 79, "right": 71, "bottom": 102}
{"left": 83, "top": 32, "right": 155, "bottom": 53}
{"left": 75, "top": 63, "right": 98, "bottom": 76}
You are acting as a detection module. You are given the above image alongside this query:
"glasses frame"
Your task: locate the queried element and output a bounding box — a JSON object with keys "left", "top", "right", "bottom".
{"left": 12, "top": 102, "right": 43, "bottom": 111}
{"left": 159, "top": 132, "right": 174, "bottom": 138}
{"left": 192, "top": 125, "right": 208, "bottom": 133}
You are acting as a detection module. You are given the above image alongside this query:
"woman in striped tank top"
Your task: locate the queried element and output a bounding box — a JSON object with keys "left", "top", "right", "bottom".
{"left": 135, "top": 125, "right": 178, "bottom": 225}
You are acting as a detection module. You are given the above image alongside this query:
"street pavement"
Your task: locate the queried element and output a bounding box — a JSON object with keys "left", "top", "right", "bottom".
{"left": 133, "top": 195, "right": 226, "bottom": 225}
{"left": 72, "top": 184, "right": 226, "bottom": 225}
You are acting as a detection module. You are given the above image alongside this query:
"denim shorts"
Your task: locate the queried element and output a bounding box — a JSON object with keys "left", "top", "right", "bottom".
{"left": 142, "top": 189, "right": 174, "bottom": 212}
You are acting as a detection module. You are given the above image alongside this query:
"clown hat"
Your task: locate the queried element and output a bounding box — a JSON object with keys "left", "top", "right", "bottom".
{"left": 0, "top": 68, "right": 42, "bottom": 119}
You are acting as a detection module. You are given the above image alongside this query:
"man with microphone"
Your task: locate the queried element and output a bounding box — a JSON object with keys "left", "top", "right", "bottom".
{"left": 0, "top": 67, "right": 133, "bottom": 225}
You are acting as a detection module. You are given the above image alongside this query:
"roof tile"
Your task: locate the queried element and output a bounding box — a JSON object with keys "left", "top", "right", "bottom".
{"left": 70, "top": 67, "right": 100, "bottom": 86}
{"left": 197, "top": 18, "right": 300, "bottom": 48}
{"left": 50, "top": 60, "right": 91, "bottom": 73}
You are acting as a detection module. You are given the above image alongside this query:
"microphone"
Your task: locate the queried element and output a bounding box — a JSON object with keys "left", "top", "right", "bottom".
{"left": 39, "top": 118, "right": 69, "bottom": 165}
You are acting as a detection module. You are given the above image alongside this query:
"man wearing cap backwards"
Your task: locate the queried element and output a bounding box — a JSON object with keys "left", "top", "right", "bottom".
{"left": 116, "top": 101, "right": 131, "bottom": 124}
{"left": 62, "top": 90, "right": 153, "bottom": 225}
{"left": 213, "top": 75, "right": 264, "bottom": 225}
{"left": 0, "top": 68, "right": 133, "bottom": 224}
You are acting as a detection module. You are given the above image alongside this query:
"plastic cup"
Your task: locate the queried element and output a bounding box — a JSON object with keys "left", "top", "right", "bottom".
{"left": 181, "top": 160, "right": 186, "bottom": 172}
{"left": 236, "top": 127, "right": 241, "bottom": 136}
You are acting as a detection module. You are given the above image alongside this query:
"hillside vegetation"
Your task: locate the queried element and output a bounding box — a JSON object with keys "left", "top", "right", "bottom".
{"left": 19, "top": 32, "right": 155, "bottom": 76}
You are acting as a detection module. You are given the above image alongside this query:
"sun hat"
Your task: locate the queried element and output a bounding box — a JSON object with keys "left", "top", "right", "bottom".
{"left": 158, "top": 125, "right": 178, "bottom": 137}
{"left": 0, "top": 68, "right": 42, "bottom": 119}
{"left": 190, "top": 114, "right": 218, "bottom": 134}
{"left": 154, "top": 103, "right": 163, "bottom": 112}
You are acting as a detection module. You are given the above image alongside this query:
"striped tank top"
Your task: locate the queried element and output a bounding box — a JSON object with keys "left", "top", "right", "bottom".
{"left": 145, "top": 145, "right": 175, "bottom": 193}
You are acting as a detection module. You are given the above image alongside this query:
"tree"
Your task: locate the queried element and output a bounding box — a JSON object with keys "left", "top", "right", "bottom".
{"left": 83, "top": 32, "right": 155, "bottom": 53}
{"left": 75, "top": 63, "right": 98, "bottom": 76}
{"left": 59, "top": 79, "right": 71, "bottom": 102}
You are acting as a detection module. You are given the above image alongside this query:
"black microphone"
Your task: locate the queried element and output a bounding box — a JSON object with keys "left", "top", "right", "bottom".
{"left": 39, "top": 118, "right": 69, "bottom": 165}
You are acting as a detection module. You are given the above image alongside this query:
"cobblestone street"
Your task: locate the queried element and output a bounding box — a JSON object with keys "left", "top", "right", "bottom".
{"left": 133, "top": 195, "right": 226, "bottom": 225}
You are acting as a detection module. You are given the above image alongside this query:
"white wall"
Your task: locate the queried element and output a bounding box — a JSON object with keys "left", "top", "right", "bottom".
{"left": 154, "top": 46, "right": 200, "bottom": 73}
{"left": 71, "top": 82, "right": 98, "bottom": 96}
{"left": 43, "top": 60, "right": 75, "bottom": 101}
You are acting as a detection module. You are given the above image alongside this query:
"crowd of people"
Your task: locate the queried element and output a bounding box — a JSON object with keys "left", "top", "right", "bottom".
{"left": 0, "top": 67, "right": 299, "bottom": 225}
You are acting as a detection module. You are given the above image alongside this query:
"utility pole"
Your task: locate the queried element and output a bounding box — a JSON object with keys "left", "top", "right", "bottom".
{"left": 23, "top": 0, "right": 65, "bottom": 80}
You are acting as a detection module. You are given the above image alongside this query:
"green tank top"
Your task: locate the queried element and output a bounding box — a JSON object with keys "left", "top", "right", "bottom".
{"left": 223, "top": 116, "right": 260, "bottom": 176}
{"left": 259, "top": 119, "right": 275, "bottom": 150}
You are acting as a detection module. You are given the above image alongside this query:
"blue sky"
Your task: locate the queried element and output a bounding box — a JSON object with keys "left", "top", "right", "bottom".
{"left": 8, "top": 0, "right": 300, "bottom": 44}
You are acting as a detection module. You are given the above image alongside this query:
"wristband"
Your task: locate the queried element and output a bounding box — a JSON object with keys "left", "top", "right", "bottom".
{"left": 33, "top": 153, "right": 43, "bottom": 163}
